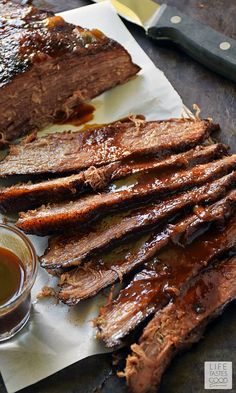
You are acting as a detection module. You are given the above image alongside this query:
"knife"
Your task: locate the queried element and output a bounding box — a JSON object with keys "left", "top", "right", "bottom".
{"left": 92, "top": 0, "right": 236, "bottom": 83}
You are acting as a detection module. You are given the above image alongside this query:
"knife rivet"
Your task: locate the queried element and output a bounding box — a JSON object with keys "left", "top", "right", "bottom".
{"left": 219, "top": 42, "right": 231, "bottom": 50}
{"left": 170, "top": 16, "right": 182, "bottom": 24}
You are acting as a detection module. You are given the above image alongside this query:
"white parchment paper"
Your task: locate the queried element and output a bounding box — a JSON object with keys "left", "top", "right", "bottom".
{"left": 0, "top": 2, "right": 183, "bottom": 392}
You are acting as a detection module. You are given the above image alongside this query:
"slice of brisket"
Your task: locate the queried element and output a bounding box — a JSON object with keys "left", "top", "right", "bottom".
{"left": 0, "top": 1, "right": 140, "bottom": 142}
{"left": 41, "top": 156, "right": 233, "bottom": 270}
{"left": 0, "top": 119, "right": 217, "bottom": 177}
{"left": 0, "top": 143, "right": 227, "bottom": 213}
{"left": 0, "top": 162, "right": 119, "bottom": 213}
{"left": 57, "top": 181, "right": 236, "bottom": 305}
{"left": 125, "top": 255, "right": 236, "bottom": 393}
{"left": 96, "top": 207, "right": 236, "bottom": 347}
{"left": 16, "top": 155, "right": 236, "bottom": 235}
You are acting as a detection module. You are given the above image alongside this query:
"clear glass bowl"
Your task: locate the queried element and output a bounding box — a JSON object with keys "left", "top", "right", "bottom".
{"left": 0, "top": 224, "right": 37, "bottom": 342}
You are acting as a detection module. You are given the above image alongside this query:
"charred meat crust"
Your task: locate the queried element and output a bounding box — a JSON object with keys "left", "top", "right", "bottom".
{"left": 0, "top": 118, "right": 218, "bottom": 176}
{"left": 0, "top": 2, "right": 127, "bottom": 87}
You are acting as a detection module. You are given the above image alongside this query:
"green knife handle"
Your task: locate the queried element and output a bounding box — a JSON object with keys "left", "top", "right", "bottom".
{"left": 147, "top": 5, "right": 236, "bottom": 82}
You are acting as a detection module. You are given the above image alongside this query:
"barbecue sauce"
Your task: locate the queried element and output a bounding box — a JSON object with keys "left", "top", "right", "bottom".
{"left": 0, "top": 247, "right": 30, "bottom": 337}
{"left": 0, "top": 247, "right": 25, "bottom": 307}
{"left": 54, "top": 103, "right": 95, "bottom": 126}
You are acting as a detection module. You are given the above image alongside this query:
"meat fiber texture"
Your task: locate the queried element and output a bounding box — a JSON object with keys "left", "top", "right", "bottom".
{"left": 0, "top": 3, "right": 185, "bottom": 392}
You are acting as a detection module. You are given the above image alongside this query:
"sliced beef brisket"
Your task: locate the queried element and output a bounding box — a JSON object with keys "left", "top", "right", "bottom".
{"left": 41, "top": 164, "right": 234, "bottom": 270}
{"left": 0, "top": 119, "right": 217, "bottom": 177}
{"left": 125, "top": 255, "right": 236, "bottom": 393}
{"left": 0, "top": 143, "right": 227, "bottom": 213}
{"left": 16, "top": 155, "right": 236, "bottom": 235}
{"left": 0, "top": 1, "right": 140, "bottom": 141}
{"left": 57, "top": 182, "right": 236, "bottom": 305}
{"left": 0, "top": 162, "right": 118, "bottom": 213}
{"left": 96, "top": 206, "right": 236, "bottom": 347}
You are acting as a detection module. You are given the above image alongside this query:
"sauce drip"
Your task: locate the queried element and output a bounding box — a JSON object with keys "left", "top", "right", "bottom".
{"left": 20, "top": 0, "right": 33, "bottom": 5}
{"left": 54, "top": 103, "right": 95, "bottom": 127}
{"left": 0, "top": 247, "right": 25, "bottom": 307}
{"left": 99, "top": 216, "right": 236, "bottom": 331}
{"left": 45, "top": 16, "right": 66, "bottom": 29}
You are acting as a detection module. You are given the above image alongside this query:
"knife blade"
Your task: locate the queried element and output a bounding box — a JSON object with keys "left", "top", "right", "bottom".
{"left": 92, "top": 0, "right": 236, "bottom": 83}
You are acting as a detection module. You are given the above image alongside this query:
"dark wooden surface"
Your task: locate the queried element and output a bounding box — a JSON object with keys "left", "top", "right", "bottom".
{"left": 1, "top": 1, "right": 236, "bottom": 392}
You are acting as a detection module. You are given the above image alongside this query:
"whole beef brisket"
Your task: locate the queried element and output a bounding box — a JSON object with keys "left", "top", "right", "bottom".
{"left": 125, "top": 255, "right": 236, "bottom": 393}
{"left": 0, "top": 1, "right": 140, "bottom": 141}
{"left": 0, "top": 118, "right": 217, "bottom": 177}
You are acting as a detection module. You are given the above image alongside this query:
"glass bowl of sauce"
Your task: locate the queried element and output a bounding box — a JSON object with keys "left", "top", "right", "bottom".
{"left": 0, "top": 224, "right": 37, "bottom": 342}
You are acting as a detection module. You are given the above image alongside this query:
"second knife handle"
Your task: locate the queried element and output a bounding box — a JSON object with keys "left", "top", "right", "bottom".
{"left": 147, "top": 5, "right": 236, "bottom": 83}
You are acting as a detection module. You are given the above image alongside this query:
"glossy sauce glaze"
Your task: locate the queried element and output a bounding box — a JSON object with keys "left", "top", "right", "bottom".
{"left": 54, "top": 103, "right": 95, "bottom": 126}
{"left": 0, "top": 2, "right": 112, "bottom": 88}
{"left": 120, "top": 221, "right": 236, "bottom": 309}
{"left": 58, "top": 190, "right": 236, "bottom": 307}
{"left": 0, "top": 119, "right": 216, "bottom": 178}
{"left": 107, "top": 155, "right": 236, "bottom": 198}
{"left": 20, "top": 156, "right": 236, "bottom": 238}
{"left": 125, "top": 255, "right": 236, "bottom": 393}
{"left": 96, "top": 216, "right": 236, "bottom": 342}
